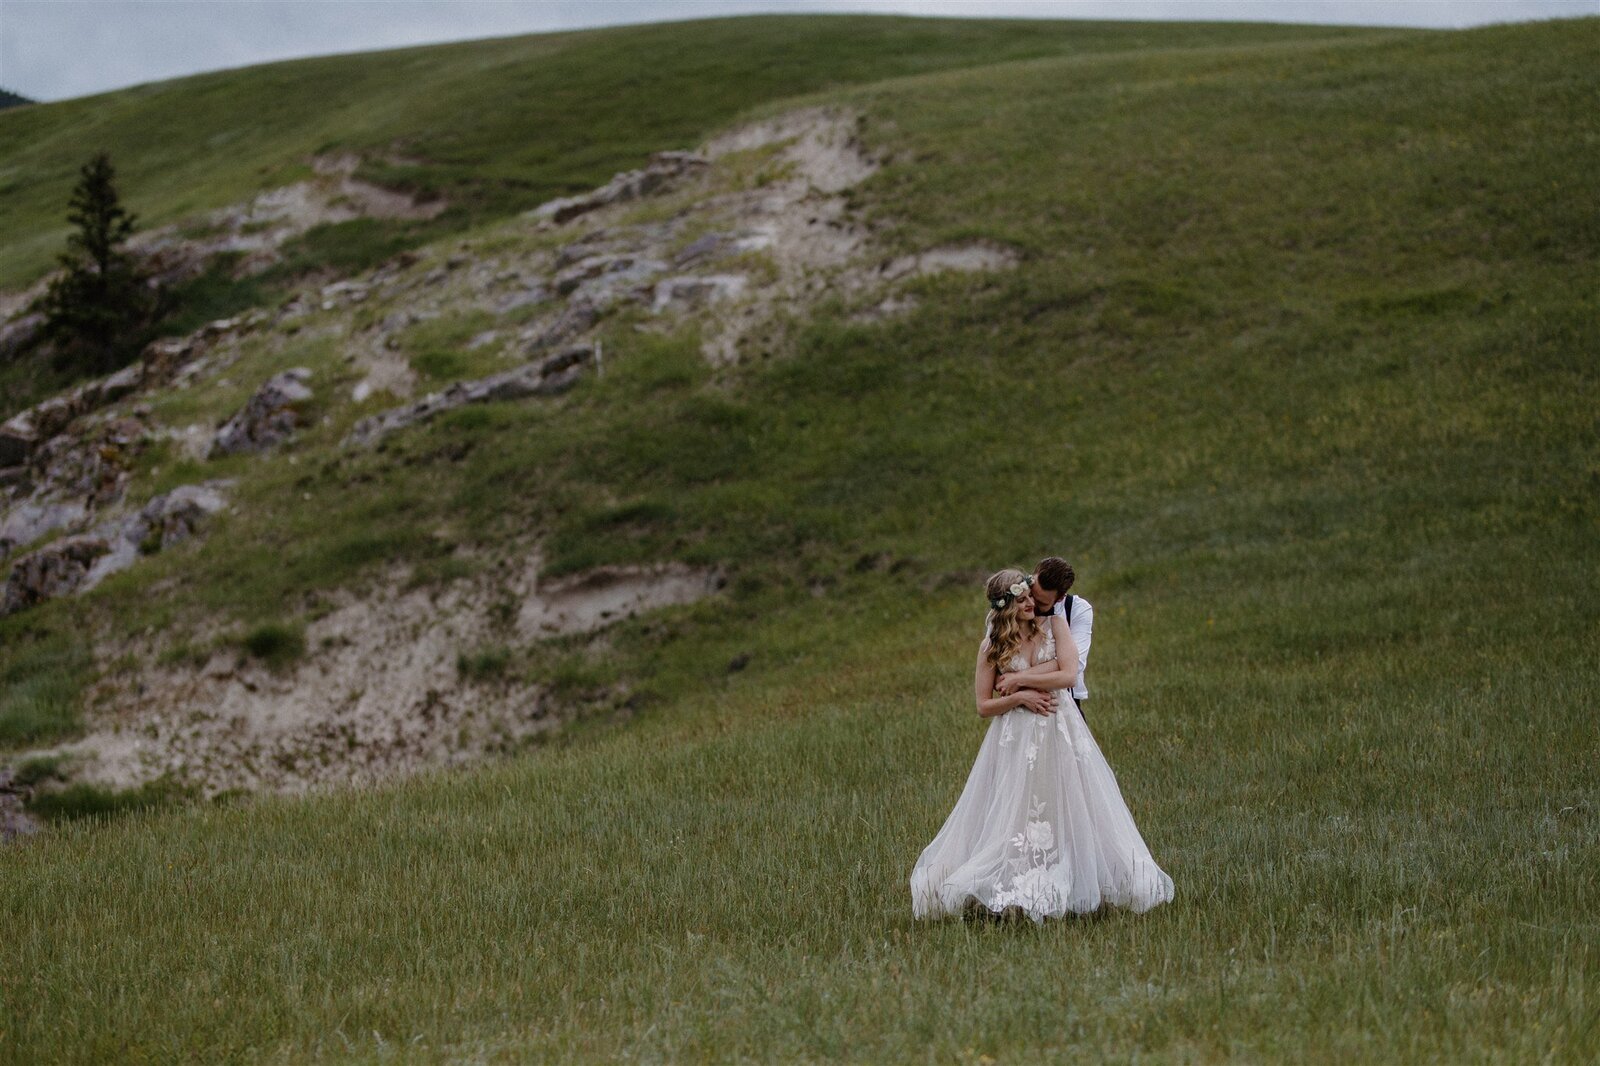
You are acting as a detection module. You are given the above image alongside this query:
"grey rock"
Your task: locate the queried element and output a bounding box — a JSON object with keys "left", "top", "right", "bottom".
{"left": 141, "top": 480, "right": 232, "bottom": 547}
{"left": 673, "top": 233, "right": 731, "bottom": 267}
{"left": 534, "top": 196, "right": 603, "bottom": 227}
{"left": 651, "top": 274, "right": 748, "bottom": 314}
{"left": 78, "top": 479, "right": 235, "bottom": 593}
{"left": 0, "top": 498, "right": 89, "bottom": 559}
{"left": 0, "top": 412, "right": 37, "bottom": 467}
{"left": 341, "top": 346, "right": 595, "bottom": 450}
{"left": 554, "top": 254, "right": 626, "bottom": 296}
{"left": 0, "top": 312, "right": 44, "bottom": 362}
{"left": 26, "top": 393, "right": 81, "bottom": 443}
{"left": 25, "top": 414, "right": 150, "bottom": 508}
{"left": 493, "top": 285, "right": 550, "bottom": 315}
{"left": 0, "top": 314, "right": 247, "bottom": 471}
{"left": 142, "top": 336, "right": 201, "bottom": 381}
{"left": 196, "top": 315, "right": 244, "bottom": 340}
{"left": 319, "top": 281, "right": 371, "bottom": 309}
{"left": 3, "top": 361, "right": 139, "bottom": 451}
{"left": 1, "top": 533, "right": 111, "bottom": 616}
{"left": 529, "top": 151, "right": 708, "bottom": 225}
{"left": 97, "top": 361, "right": 146, "bottom": 404}
{"left": 570, "top": 258, "right": 669, "bottom": 311}
{"left": 525, "top": 300, "right": 599, "bottom": 352}
{"left": 0, "top": 312, "right": 251, "bottom": 475}
{"left": 556, "top": 231, "right": 613, "bottom": 267}
{"left": 74, "top": 513, "right": 148, "bottom": 591}
{"left": 208, "top": 368, "right": 315, "bottom": 458}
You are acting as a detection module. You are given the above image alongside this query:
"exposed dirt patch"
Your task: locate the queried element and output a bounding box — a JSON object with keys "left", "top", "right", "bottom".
{"left": 504, "top": 105, "right": 1016, "bottom": 364}
{"left": 880, "top": 240, "right": 1022, "bottom": 279}
{"left": 704, "top": 106, "right": 880, "bottom": 194}
{"left": 346, "top": 312, "right": 423, "bottom": 403}
{"left": 129, "top": 152, "right": 448, "bottom": 283}
{"left": 27, "top": 554, "right": 721, "bottom": 798}
{"left": 514, "top": 561, "right": 721, "bottom": 638}
{"left": 677, "top": 107, "right": 881, "bottom": 364}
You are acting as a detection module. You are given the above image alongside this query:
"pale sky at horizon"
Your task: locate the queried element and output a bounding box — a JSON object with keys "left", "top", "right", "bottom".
{"left": 1, "top": 0, "right": 1595, "bottom": 103}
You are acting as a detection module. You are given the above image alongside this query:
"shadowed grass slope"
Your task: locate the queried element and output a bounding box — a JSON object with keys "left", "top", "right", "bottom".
{"left": 0, "top": 14, "right": 1597, "bottom": 1063}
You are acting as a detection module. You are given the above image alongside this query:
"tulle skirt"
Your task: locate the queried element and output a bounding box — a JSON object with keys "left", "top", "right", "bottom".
{"left": 910, "top": 695, "right": 1174, "bottom": 923}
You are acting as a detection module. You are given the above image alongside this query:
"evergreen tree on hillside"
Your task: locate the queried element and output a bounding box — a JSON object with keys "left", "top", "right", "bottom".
{"left": 33, "top": 150, "right": 169, "bottom": 375}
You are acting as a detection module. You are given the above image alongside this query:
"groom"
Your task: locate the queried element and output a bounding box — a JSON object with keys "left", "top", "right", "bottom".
{"left": 1029, "top": 556, "right": 1093, "bottom": 718}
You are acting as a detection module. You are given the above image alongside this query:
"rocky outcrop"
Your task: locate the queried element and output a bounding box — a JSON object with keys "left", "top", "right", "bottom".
{"left": 530, "top": 151, "right": 709, "bottom": 225}
{"left": 131, "top": 312, "right": 274, "bottom": 399}
{"left": 78, "top": 480, "right": 235, "bottom": 594}
{"left": 0, "top": 311, "right": 44, "bottom": 362}
{"left": 0, "top": 499, "right": 89, "bottom": 559}
{"left": 341, "top": 346, "right": 595, "bottom": 450}
{"left": 127, "top": 153, "right": 448, "bottom": 284}
{"left": 0, "top": 362, "right": 142, "bottom": 466}
{"left": 140, "top": 482, "right": 229, "bottom": 547}
{"left": 0, "top": 479, "right": 235, "bottom": 613}
{"left": 318, "top": 279, "right": 372, "bottom": 311}
{"left": 672, "top": 232, "right": 735, "bottom": 267}
{"left": 0, "top": 415, "right": 35, "bottom": 469}
{"left": 1, "top": 533, "right": 111, "bottom": 616}
{"left": 29, "top": 414, "right": 152, "bottom": 506}
{"left": 0, "top": 309, "right": 268, "bottom": 472}
{"left": 523, "top": 300, "right": 601, "bottom": 352}
{"left": 651, "top": 274, "right": 748, "bottom": 313}
{"left": 0, "top": 411, "right": 158, "bottom": 557}
{"left": 208, "top": 368, "right": 315, "bottom": 458}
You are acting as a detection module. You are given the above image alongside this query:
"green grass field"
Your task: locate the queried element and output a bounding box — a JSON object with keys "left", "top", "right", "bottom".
{"left": 2, "top": 13, "right": 1598, "bottom": 1063}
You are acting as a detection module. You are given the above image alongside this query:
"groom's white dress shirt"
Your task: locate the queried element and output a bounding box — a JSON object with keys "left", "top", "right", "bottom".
{"left": 1053, "top": 595, "right": 1093, "bottom": 702}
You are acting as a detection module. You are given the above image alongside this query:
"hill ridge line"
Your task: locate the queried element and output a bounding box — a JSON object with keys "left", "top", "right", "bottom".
{"left": 818, "top": 27, "right": 1433, "bottom": 101}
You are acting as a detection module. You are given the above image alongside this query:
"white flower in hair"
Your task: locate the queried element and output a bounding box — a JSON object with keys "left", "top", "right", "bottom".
{"left": 988, "top": 576, "right": 1031, "bottom": 611}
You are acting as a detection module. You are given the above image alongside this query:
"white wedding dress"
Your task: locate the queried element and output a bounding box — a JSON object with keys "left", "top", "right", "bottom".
{"left": 910, "top": 625, "right": 1175, "bottom": 922}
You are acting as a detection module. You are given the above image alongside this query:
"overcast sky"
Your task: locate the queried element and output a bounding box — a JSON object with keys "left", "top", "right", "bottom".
{"left": 1, "top": 0, "right": 1594, "bottom": 102}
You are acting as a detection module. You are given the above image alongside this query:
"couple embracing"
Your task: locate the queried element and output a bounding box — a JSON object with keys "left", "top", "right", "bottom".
{"left": 909, "top": 557, "right": 1175, "bottom": 923}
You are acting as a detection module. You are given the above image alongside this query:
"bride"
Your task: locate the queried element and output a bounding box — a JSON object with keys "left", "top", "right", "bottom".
{"left": 910, "top": 568, "right": 1174, "bottom": 922}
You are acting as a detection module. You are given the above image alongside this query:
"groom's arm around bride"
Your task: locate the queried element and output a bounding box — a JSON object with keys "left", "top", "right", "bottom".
{"left": 999, "top": 556, "right": 1093, "bottom": 716}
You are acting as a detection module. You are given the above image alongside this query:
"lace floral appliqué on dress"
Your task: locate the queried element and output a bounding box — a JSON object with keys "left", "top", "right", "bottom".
{"left": 909, "top": 627, "right": 1174, "bottom": 923}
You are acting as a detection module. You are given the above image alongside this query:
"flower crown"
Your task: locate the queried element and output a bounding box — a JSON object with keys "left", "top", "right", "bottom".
{"left": 988, "top": 575, "right": 1033, "bottom": 611}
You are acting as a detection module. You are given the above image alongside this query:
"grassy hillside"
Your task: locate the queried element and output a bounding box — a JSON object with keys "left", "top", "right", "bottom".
{"left": 3, "top": 13, "right": 1599, "bottom": 1063}
{"left": 0, "top": 15, "right": 1382, "bottom": 422}
{"left": 0, "top": 14, "right": 1371, "bottom": 292}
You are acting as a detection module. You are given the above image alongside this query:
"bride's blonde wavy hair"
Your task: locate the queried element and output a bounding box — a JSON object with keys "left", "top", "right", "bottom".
{"left": 983, "top": 567, "right": 1041, "bottom": 674}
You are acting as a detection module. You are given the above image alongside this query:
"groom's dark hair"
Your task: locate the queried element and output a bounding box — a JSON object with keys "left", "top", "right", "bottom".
{"left": 1035, "top": 557, "right": 1075, "bottom": 594}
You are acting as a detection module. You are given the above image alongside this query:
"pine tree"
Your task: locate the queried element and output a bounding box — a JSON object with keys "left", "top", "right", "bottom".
{"left": 34, "top": 150, "right": 167, "bottom": 375}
